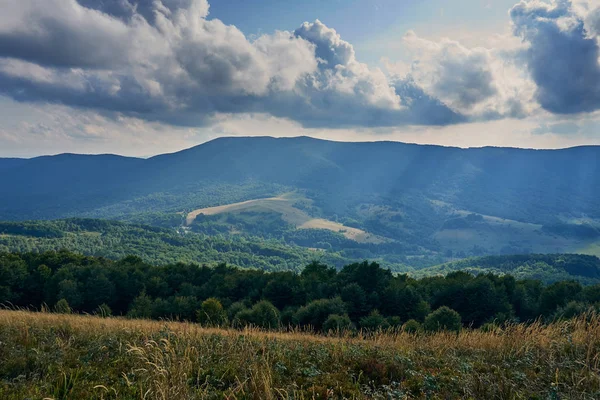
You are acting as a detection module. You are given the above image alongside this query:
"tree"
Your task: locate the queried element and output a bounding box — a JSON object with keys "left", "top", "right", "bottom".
{"left": 322, "top": 314, "right": 354, "bottom": 334}
{"left": 294, "top": 297, "right": 346, "bottom": 331}
{"left": 128, "top": 292, "right": 153, "bottom": 319}
{"left": 402, "top": 319, "right": 422, "bottom": 334}
{"left": 57, "top": 279, "right": 83, "bottom": 309}
{"left": 54, "top": 298, "right": 72, "bottom": 314}
{"left": 235, "top": 300, "right": 280, "bottom": 329}
{"left": 341, "top": 283, "right": 368, "bottom": 320}
{"left": 359, "top": 310, "right": 390, "bottom": 331}
{"left": 197, "top": 298, "right": 228, "bottom": 327}
{"left": 424, "top": 307, "right": 462, "bottom": 332}
{"left": 227, "top": 301, "right": 247, "bottom": 321}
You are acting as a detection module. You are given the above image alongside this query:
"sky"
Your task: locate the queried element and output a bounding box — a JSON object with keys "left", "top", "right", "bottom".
{"left": 1, "top": 0, "right": 600, "bottom": 157}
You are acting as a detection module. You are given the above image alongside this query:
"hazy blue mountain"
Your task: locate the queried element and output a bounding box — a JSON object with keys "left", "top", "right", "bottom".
{"left": 2, "top": 136, "right": 600, "bottom": 260}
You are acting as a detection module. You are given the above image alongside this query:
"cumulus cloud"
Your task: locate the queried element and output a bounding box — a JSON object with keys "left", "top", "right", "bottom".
{"left": 387, "top": 31, "right": 535, "bottom": 120}
{"left": 510, "top": 0, "right": 600, "bottom": 114}
{"left": 0, "top": 0, "right": 599, "bottom": 133}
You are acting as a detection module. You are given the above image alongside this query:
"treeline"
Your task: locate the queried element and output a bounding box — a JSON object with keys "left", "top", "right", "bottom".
{"left": 415, "top": 254, "right": 600, "bottom": 285}
{"left": 2, "top": 250, "right": 600, "bottom": 333}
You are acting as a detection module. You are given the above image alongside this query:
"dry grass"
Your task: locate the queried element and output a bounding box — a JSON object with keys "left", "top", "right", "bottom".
{"left": 1, "top": 310, "right": 600, "bottom": 399}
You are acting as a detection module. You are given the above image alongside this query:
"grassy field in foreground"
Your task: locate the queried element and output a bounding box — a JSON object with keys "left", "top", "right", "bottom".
{"left": 1, "top": 311, "right": 600, "bottom": 399}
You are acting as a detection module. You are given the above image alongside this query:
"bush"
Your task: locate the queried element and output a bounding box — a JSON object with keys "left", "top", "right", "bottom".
{"left": 359, "top": 310, "right": 390, "bottom": 331}
{"left": 95, "top": 303, "right": 112, "bottom": 318}
{"left": 424, "top": 306, "right": 462, "bottom": 332}
{"left": 54, "top": 298, "right": 72, "bottom": 314}
{"left": 197, "top": 298, "right": 228, "bottom": 327}
{"left": 402, "top": 319, "right": 422, "bottom": 334}
{"left": 555, "top": 301, "right": 587, "bottom": 320}
{"left": 234, "top": 300, "right": 280, "bottom": 329}
{"left": 294, "top": 297, "right": 346, "bottom": 331}
{"left": 251, "top": 300, "right": 280, "bottom": 329}
{"left": 322, "top": 314, "right": 354, "bottom": 334}
{"left": 227, "top": 301, "right": 247, "bottom": 321}
{"left": 387, "top": 316, "right": 403, "bottom": 329}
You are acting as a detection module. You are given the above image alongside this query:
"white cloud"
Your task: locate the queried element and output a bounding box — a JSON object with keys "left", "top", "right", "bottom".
{"left": 387, "top": 31, "right": 536, "bottom": 119}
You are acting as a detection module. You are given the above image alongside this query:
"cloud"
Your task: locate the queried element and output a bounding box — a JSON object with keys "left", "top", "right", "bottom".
{"left": 0, "top": 1, "right": 463, "bottom": 128}
{"left": 0, "top": 0, "right": 598, "bottom": 133}
{"left": 584, "top": 6, "right": 600, "bottom": 37}
{"left": 510, "top": 0, "right": 600, "bottom": 114}
{"left": 388, "top": 31, "right": 535, "bottom": 120}
{"left": 0, "top": 0, "right": 321, "bottom": 125}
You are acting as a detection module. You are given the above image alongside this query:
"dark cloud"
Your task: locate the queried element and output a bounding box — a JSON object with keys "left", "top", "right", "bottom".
{"left": 0, "top": 1, "right": 132, "bottom": 69}
{"left": 511, "top": 0, "right": 600, "bottom": 114}
{"left": 0, "top": 2, "right": 465, "bottom": 129}
{"left": 75, "top": 0, "right": 197, "bottom": 24}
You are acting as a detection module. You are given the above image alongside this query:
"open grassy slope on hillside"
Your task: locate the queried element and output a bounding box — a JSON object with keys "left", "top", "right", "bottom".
{"left": 1, "top": 310, "right": 599, "bottom": 399}
{"left": 186, "top": 193, "right": 387, "bottom": 244}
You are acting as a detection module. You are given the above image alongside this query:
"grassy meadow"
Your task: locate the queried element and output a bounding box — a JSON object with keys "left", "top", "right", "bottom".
{"left": 1, "top": 310, "right": 600, "bottom": 399}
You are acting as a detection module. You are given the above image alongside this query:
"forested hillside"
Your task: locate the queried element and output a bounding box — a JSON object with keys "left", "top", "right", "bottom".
{"left": 0, "top": 219, "right": 353, "bottom": 272}
{"left": 2, "top": 251, "right": 600, "bottom": 332}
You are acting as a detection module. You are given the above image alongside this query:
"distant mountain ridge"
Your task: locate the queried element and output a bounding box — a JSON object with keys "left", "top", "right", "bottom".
{"left": 2, "top": 136, "right": 600, "bottom": 261}
{"left": 2, "top": 136, "right": 600, "bottom": 221}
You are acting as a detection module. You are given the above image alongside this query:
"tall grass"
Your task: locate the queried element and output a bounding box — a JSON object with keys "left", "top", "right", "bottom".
{"left": 0, "top": 310, "right": 599, "bottom": 399}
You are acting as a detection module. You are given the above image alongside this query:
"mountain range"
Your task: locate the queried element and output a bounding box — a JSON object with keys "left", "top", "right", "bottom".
{"left": 2, "top": 136, "right": 600, "bottom": 265}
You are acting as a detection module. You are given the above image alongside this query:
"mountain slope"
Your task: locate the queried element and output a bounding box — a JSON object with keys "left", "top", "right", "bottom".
{"left": 2, "top": 136, "right": 600, "bottom": 259}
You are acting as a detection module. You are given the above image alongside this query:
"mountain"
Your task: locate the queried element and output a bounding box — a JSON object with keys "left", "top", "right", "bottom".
{"left": 2, "top": 136, "right": 600, "bottom": 261}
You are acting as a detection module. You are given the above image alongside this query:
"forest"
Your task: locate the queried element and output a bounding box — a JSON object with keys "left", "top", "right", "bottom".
{"left": 2, "top": 250, "right": 600, "bottom": 333}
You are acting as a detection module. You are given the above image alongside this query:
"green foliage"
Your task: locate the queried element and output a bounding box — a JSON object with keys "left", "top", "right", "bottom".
{"left": 0, "top": 219, "right": 404, "bottom": 272}
{"left": 424, "top": 307, "right": 462, "bottom": 333}
{"left": 1, "top": 250, "right": 599, "bottom": 333}
{"left": 234, "top": 300, "right": 280, "bottom": 329}
{"left": 95, "top": 303, "right": 112, "bottom": 318}
{"left": 417, "top": 254, "right": 600, "bottom": 285}
{"left": 402, "top": 319, "right": 422, "bottom": 334}
{"left": 555, "top": 301, "right": 588, "bottom": 320}
{"left": 322, "top": 314, "right": 354, "bottom": 333}
{"left": 54, "top": 298, "right": 71, "bottom": 314}
{"left": 294, "top": 298, "right": 346, "bottom": 331}
{"left": 197, "top": 298, "right": 228, "bottom": 327}
{"left": 359, "top": 310, "right": 390, "bottom": 331}
{"left": 127, "top": 292, "right": 153, "bottom": 319}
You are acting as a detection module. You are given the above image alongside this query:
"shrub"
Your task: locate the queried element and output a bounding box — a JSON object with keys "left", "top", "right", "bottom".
{"left": 234, "top": 300, "right": 280, "bottom": 329}
{"left": 54, "top": 298, "right": 72, "bottom": 314}
{"left": 227, "top": 301, "right": 247, "bottom": 321}
{"left": 555, "top": 301, "right": 587, "bottom": 320}
{"left": 322, "top": 314, "right": 354, "bottom": 334}
{"left": 294, "top": 297, "right": 346, "bottom": 331}
{"left": 197, "top": 298, "right": 228, "bottom": 327}
{"left": 402, "top": 319, "right": 422, "bottom": 334}
{"left": 359, "top": 310, "right": 390, "bottom": 331}
{"left": 387, "top": 316, "right": 403, "bottom": 329}
{"left": 424, "top": 306, "right": 462, "bottom": 332}
{"left": 95, "top": 303, "right": 112, "bottom": 318}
